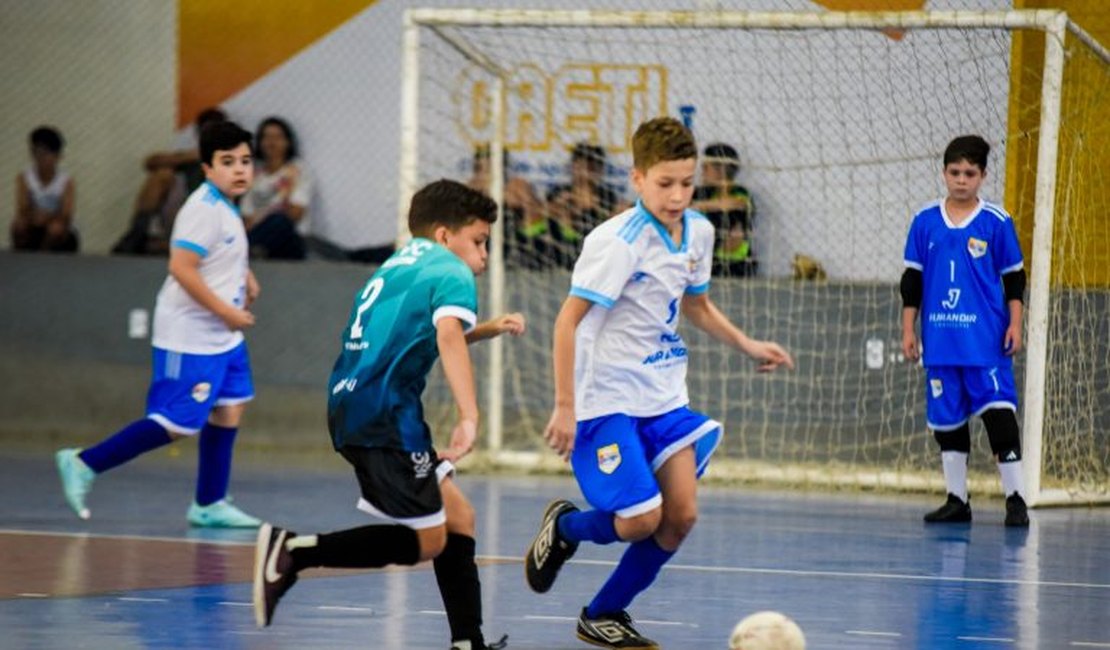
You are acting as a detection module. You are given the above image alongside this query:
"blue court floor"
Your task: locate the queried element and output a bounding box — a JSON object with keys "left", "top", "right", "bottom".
{"left": 1, "top": 448, "right": 1108, "bottom": 649}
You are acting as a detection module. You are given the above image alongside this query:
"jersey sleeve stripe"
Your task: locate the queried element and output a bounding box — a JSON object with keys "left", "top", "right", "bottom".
{"left": 432, "top": 306, "right": 477, "bottom": 333}
{"left": 172, "top": 240, "right": 208, "bottom": 257}
{"left": 685, "top": 282, "right": 710, "bottom": 295}
{"left": 904, "top": 260, "right": 924, "bottom": 271}
{"left": 569, "top": 286, "right": 616, "bottom": 308}
{"left": 1001, "top": 261, "right": 1024, "bottom": 273}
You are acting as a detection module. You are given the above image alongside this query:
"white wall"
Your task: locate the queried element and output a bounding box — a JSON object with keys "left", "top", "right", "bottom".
{"left": 0, "top": 0, "right": 176, "bottom": 253}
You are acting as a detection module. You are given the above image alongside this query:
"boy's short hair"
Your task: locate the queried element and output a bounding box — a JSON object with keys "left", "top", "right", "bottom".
{"left": 199, "top": 121, "right": 253, "bottom": 165}
{"left": 632, "top": 117, "right": 697, "bottom": 172}
{"left": 570, "top": 142, "right": 606, "bottom": 170}
{"left": 30, "top": 126, "right": 64, "bottom": 154}
{"left": 703, "top": 142, "right": 740, "bottom": 179}
{"left": 195, "top": 107, "right": 227, "bottom": 132}
{"left": 943, "top": 135, "right": 990, "bottom": 170}
{"left": 409, "top": 179, "right": 498, "bottom": 238}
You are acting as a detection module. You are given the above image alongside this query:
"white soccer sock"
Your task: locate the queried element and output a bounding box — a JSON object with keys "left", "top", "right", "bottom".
{"left": 285, "top": 534, "right": 318, "bottom": 550}
{"left": 941, "top": 451, "right": 969, "bottom": 502}
{"left": 998, "top": 460, "right": 1025, "bottom": 499}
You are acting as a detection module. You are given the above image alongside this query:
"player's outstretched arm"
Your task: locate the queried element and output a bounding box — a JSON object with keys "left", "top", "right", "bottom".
{"left": 168, "top": 247, "right": 255, "bottom": 331}
{"left": 437, "top": 316, "right": 480, "bottom": 462}
{"left": 465, "top": 312, "right": 526, "bottom": 344}
{"left": 544, "top": 296, "right": 592, "bottom": 459}
{"left": 681, "top": 293, "right": 794, "bottom": 372}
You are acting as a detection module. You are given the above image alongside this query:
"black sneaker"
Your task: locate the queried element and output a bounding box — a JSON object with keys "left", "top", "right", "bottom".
{"left": 576, "top": 608, "right": 659, "bottom": 649}
{"left": 253, "top": 523, "right": 298, "bottom": 627}
{"left": 1005, "top": 493, "right": 1030, "bottom": 527}
{"left": 449, "top": 634, "right": 508, "bottom": 650}
{"left": 524, "top": 499, "right": 579, "bottom": 593}
{"left": 924, "top": 493, "right": 972, "bottom": 523}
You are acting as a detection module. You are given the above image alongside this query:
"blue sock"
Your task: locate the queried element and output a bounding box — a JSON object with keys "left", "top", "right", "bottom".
{"left": 195, "top": 423, "right": 237, "bottom": 506}
{"left": 558, "top": 509, "right": 620, "bottom": 545}
{"left": 79, "top": 419, "right": 172, "bottom": 474}
{"left": 586, "top": 536, "right": 674, "bottom": 618}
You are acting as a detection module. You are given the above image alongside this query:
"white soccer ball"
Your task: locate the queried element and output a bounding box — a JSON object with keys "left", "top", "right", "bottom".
{"left": 729, "top": 611, "right": 806, "bottom": 650}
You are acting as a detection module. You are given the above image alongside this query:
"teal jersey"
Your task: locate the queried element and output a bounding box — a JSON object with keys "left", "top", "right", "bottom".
{"left": 327, "top": 238, "right": 478, "bottom": 451}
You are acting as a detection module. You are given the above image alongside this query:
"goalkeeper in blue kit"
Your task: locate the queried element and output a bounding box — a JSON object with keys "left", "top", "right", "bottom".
{"left": 901, "top": 135, "right": 1029, "bottom": 527}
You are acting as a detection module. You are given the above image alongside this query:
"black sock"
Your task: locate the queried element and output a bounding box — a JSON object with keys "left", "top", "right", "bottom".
{"left": 434, "top": 533, "right": 484, "bottom": 645}
{"left": 291, "top": 525, "right": 420, "bottom": 571}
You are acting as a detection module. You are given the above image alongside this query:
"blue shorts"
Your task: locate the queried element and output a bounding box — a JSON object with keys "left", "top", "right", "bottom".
{"left": 570, "top": 406, "right": 722, "bottom": 518}
{"left": 925, "top": 365, "right": 1017, "bottom": 431}
{"left": 146, "top": 343, "right": 254, "bottom": 434}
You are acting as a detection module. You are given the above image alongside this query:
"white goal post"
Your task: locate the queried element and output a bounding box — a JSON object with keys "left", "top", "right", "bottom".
{"left": 398, "top": 9, "right": 1110, "bottom": 507}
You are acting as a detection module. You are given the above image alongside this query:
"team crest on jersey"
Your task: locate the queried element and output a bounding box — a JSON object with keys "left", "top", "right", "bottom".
{"left": 930, "top": 379, "right": 944, "bottom": 398}
{"left": 687, "top": 255, "right": 699, "bottom": 273}
{"left": 597, "top": 444, "right": 622, "bottom": 475}
{"left": 191, "top": 382, "right": 212, "bottom": 403}
{"left": 967, "top": 237, "right": 988, "bottom": 258}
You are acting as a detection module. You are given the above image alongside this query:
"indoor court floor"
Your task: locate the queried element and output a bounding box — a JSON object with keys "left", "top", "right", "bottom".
{"left": 1, "top": 448, "right": 1108, "bottom": 649}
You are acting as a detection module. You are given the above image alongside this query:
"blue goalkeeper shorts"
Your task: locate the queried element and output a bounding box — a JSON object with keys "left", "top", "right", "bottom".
{"left": 925, "top": 365, "right": 1017, "bottom": 431}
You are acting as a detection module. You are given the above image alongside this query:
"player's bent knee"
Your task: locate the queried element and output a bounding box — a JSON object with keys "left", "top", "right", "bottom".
{"left": 981, "top": 408, "right": 1021, "bottom": 460}
{"left": 658, "top": 510, "right": 698, "bottom": 549}
{"left": 445, "top": 497, "right": 475, "bottom": 537}
{"left": 614, "top": 508, "right": 662, "bottom": 542}
{"left": 416, "top": 525, "right": 447, "bottom": 561}
{"left": 933, "top": 423, "right": 971, "bottom": 453}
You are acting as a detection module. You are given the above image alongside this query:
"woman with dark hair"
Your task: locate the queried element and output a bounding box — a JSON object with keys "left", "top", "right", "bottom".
{"left": 241, "top": 116, "right": 314, "bottom": 260}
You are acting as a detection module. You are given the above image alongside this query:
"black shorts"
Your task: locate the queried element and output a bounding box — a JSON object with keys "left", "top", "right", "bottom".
{"left": 339, "top": 446, "right": 454, "bottom": 530}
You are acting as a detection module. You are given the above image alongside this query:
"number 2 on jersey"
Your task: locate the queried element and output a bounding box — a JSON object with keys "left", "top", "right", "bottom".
{"left": 350, "top": 277, "right": 384, "bottom": 339}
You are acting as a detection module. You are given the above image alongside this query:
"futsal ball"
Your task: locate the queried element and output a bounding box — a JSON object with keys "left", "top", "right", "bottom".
{"left": 728, "top": 611, "right": 806, "bottom": 650}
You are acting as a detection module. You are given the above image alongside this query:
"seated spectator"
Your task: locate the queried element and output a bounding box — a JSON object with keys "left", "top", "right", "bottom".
{"left": 11, "top": 126, "right": 78, "bottom": 253}
{"left": 546, "top": 142, "right": 622, "bottom": 267}
{"left": 112, "top": 107, "right": 227, "bottom": 255}
{"left": 692, "top": 143, "right": 757, "bottom": 277}
{"left": 467, "top": 143, "right": 550, "bottom": 269}
{"left": 240, "top": 116, "right": 313, "bottom": 260}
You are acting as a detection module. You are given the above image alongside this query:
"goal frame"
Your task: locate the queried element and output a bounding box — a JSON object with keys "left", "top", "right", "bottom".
{"left": 398, "top": 8, "right": 1101, "bottom": 507}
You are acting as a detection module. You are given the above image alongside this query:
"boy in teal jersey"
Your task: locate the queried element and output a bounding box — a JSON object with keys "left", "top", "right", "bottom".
{"left": 254, "top": 179, "right": 519, "bottom": 650}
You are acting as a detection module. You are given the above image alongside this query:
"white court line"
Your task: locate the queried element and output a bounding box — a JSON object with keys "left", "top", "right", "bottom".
{"left": 218, "top": 601, "right": 251, "bottom": 607}
{"left": 846, "top": 630, "right": 902, "bottom": 637}
{"left": 17, "top": 593, "right": 49, "bottom": 598}
{"left": 1070, "top": 643, "right": 1110, "bottom": 648}
{"left": 525, "top": 615, "right": 578, "bottom": 622}
{"left": 318, "top": 605, "right": 374, "bottom": 613}
{"left": 6, "top": 529, "right": 1108, "bottom": 591}
{"left": 957, "top": 636, "right": 1014, "bottom": 643}
{"left": 479, "top": 556, "right": 1107, "bottom": 592}
{"left": 419, "top": 610, "right": 446, "bottom": 615}
{"left": 117, "top": 596, "right": 168, "bottom": 603}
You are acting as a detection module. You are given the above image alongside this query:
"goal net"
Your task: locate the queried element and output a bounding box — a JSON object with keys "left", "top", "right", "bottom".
{"left": 399, "top": 9, "right": 1110, "bottom": 506}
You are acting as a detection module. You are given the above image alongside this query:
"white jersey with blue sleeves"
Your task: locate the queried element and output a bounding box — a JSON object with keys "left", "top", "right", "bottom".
{"left": 569, "top": 201, "right": 714, "bottom": 421}
{"left": 904, "top": 198, "right": 1023, "bottom": 367}
{"left": 153, "top": 181, "right": 249, "bottom": 354}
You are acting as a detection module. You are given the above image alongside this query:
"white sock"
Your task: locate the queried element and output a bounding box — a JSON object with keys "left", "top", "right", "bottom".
{"left": 285, "top": 534, "right": 318, "bottom": 551}
{"left": 941, "top": 451, "right": 969, "bottom": 502}
{"left": 998, "top": 460, "right": 1025, "bottom": 499}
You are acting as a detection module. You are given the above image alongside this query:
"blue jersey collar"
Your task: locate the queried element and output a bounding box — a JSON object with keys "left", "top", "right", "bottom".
{"left": 635, "top": 199, "right": 688, "bottom": 253}
{"left": 204, "top": 180, "right": 242, "bottom": 217}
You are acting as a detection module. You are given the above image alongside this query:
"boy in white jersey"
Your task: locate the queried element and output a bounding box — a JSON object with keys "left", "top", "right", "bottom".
{"left": 55, "top": 121, "right": 262, "bottom": 528}
{"left": 253, "top": 180, "right": 517, "bottom": 650}
{"left": 901, "top": 135, "right": 1029, "bottom": 527}
{"left": 525, "top": 118, "right": 794, "bottom": 649}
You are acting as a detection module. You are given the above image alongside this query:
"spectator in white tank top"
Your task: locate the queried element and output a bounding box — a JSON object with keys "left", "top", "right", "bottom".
{"left": 11, "top": 126, "right": 78, "bottom": 252}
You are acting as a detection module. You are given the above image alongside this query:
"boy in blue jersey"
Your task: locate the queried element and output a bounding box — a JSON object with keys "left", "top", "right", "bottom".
{"left": 253, "top": 180, "right": 518, "bottom": 650}
{"left": 55, "top": 121, "right": 262, "bottom": 528}
{"left": 524, "top": 118, "right": 794, "bottom": 649}
{"left": 901, "top": 135, "right": 1029, "bottom": 527}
